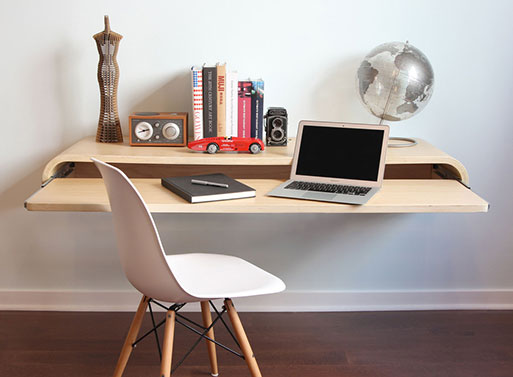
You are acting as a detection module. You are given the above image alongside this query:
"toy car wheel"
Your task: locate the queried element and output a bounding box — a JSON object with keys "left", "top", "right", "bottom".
{"left": 249, "top": 143, "right": 261, "bottom": 154}
{"left": 206, "top": 143, "right": 219, "bottom": 154}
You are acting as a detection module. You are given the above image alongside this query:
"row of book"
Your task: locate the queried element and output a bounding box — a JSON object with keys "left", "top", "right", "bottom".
{"left": 191, "top": 64, "right": 264, "bottom": 141}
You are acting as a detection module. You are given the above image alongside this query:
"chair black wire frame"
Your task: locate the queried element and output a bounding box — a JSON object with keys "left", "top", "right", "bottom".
{"left": 131, "top": 298, "right": 245, "bottom": 374}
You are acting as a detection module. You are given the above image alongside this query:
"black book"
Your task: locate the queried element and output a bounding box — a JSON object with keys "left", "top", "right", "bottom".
{"left": 202, "top": 65, "right": 217, "bottom": 137}
{"left": 161, "top": 173, "right": 256, "bottom": 203}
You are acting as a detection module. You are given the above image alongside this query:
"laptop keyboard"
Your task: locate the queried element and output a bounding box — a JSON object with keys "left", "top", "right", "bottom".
{"left": 284, "top": 181, "right": 372, "bottom": 196}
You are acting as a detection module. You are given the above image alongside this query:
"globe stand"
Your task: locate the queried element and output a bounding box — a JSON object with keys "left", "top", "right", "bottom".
{"left": 388, "top": 137, "right": 417, "bottom": 148}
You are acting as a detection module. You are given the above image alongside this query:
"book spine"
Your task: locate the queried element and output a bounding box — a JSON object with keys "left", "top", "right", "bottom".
{"left": 202, "top": 66, "right": 217, "bottom": 137}
{"left": 216, "top": 63, "right": 226, "bottom": 137}
{"left": 251, "top": 79, "right": 264, "bottom": 140}
{"left": 257, "top": 79, "right": 264, "bottom": 141}
{"left": 225, "top": 70, "right": 238, "bottom": 137}
{"left": 191, "top": 67, "right": 203, "bottom": 140}
{"left": 238, "top": 81, "right": 252, "bottom": 138}
{"left": 161, "top": 179, "right": 193, "bottom": 203}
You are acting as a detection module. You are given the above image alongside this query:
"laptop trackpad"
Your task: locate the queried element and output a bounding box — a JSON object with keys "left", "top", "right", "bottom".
{"left": 302, "top": 192, "right": 337, "bottom": 200}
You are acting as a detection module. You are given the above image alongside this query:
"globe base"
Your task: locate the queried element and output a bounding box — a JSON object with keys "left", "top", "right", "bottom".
{"left": 388, "top": 137, "right": 418, "bottom": 148}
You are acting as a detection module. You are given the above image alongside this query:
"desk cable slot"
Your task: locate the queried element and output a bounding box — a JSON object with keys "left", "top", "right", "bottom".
{"left": 41, "top": 162, "right": 75, "bottom": 188}
{"left": 433, "top": 164, "right": 471, "bottom": 190}
{"left": 24, "top": 162, "right": 76, "bottom": 209}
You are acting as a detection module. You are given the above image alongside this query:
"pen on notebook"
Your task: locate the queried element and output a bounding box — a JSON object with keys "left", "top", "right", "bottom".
{"left": 191, "top": 179, "right": 229, "bottom": 188}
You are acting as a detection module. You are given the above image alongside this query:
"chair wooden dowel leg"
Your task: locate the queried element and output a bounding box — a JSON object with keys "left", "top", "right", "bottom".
{"left": 201, "top": 301, "right": 219, "bottom": 376}
{"left": 113, "top": 295, "right": 149, "bottom": 377}
{"left": 224, "top": 299, "right": 262, "bottom": 377}
{"left": 160, "top": 309, "right": 176, "bottom": 377}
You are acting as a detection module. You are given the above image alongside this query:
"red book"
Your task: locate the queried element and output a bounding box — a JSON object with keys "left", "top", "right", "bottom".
{"left": 238, "top": 81, "right": 252, "bottom": 138}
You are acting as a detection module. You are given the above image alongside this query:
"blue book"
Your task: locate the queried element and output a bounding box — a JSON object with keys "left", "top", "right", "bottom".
{"left": 250, "top": 79, "right": 264, "bottom": 140}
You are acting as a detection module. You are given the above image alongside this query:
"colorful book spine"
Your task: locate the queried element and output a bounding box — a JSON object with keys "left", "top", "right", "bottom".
{"left": 191, "top": 66, "right": 203, "bottom": 140}
{"left": 202, "top": 65, "right": 217, "bottom": 137}
{"left": 225, "top": 70, "right": 238, "bottom": 137}
{"left": 216, "top": 63, "right": 227, "bottom": 137}
{"left": 238, "top": 81, "right": 252, "bottom": 138}
{"left": 250, "top": 79, "right": 264, "bottom": 140}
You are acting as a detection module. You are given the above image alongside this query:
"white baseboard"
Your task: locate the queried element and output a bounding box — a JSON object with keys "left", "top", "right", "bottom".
{"left": 1, "top": 289, "right": 513, "bottom": 312}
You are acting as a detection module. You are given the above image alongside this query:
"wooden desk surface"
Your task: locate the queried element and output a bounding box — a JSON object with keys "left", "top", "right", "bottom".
{"left": 42, "top": 137, "right": 469, "bottom": 184}
{"left": 25, "top": 178, "right": 489, "bottom": 214}
{"left": 28, "top": 136, "right": 488, "bottom": 214}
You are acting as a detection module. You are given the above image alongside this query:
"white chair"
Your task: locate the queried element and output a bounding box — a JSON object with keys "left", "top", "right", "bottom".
{"left": 92, "top": 158, "right": 285, "bottom": 377}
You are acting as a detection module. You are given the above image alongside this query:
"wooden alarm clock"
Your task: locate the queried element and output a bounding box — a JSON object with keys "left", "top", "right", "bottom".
{"left": 129, "top": 112, "right": 188, "bottom": 146}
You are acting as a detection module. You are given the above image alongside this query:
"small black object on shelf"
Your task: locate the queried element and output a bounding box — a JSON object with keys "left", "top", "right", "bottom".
{"left": 264, "top": 107, "right": 288, "bottom": 146}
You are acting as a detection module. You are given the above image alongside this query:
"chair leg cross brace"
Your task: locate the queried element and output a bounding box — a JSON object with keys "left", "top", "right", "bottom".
{"left": 148, "top": 298, "right": 162, "bottom": 360}
{"left": 113, "top": 296, "right": 262, "bottom": 377}
{"left": 132, "top": 301, "right": 183, "bottom": 352}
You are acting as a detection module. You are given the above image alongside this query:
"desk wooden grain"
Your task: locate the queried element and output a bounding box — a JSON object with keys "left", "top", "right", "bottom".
{"left": 25, "top": 178, "right": 488, "bottom": 213}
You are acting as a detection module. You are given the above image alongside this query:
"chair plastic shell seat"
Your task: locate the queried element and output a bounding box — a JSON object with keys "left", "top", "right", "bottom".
{"left": 166, "top": 253, "right": 285, "bottom": 301}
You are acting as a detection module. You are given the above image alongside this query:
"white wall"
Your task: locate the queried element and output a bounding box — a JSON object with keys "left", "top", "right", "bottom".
{"left": 1, "top": 0, "right": 512, "bottom": 311}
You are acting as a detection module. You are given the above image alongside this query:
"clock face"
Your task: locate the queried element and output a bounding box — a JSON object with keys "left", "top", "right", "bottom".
{"left": 134, "top": 122, "right": 153, "bottom": 141}
{"left": 162, "top": 122, "right": 180, "bottom": 140}
{"left": 129, "top": 113, "right": 187, "bottom": 146}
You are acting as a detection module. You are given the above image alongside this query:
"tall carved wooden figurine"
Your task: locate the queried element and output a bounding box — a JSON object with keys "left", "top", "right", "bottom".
{"left": 93, "top": 15, "right": 123, "bottom": 143}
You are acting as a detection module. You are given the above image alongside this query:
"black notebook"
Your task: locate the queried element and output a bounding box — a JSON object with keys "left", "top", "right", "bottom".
{"left": 161, "top": 173, "right": 256, "bottom": 203}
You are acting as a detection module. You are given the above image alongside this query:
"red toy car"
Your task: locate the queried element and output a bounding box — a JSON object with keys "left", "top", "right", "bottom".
{"left": 188, "top": 137, "right": 265, "bottom": 154}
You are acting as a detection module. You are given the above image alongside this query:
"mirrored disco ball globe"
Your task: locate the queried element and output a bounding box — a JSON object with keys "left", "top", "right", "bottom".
{"left": 356, "top": 41, "right": 434, "bottom": 121}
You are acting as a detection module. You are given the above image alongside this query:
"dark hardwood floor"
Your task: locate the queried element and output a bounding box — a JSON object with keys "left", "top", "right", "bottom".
{"left": 1, "top": 310, "right": 512, "bottom": 377}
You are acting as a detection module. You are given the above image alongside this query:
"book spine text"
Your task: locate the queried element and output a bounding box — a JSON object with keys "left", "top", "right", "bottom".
{"left": 203, "top": 66, "right": 217, "bottom": 137}
{"left": 191, "top": 67, "right": 203, "bottom": 140}
{"left": 225, "top": 70, "right": 238, "bottom": 137}
{"left": 216, "top": 63, "right": 226, "bottom": 137}
{"left": 238, "top": 81, "right": 252, "bottom": 138}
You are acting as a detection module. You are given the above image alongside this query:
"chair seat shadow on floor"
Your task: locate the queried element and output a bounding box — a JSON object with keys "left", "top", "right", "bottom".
{"left": 92, "top": 158, "right": 286, "bottom": 377}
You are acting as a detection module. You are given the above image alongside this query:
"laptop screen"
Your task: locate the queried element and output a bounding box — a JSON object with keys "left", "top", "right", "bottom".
{"left": 295, "top": 125, "right": 385, "bottom": 182}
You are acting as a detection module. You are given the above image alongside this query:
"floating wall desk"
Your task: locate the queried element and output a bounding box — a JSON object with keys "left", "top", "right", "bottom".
{"left": 25, "top": 136, "right": 488, "bottom": 213}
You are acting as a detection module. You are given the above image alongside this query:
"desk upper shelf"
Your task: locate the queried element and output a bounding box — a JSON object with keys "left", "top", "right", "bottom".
{"left": 42, "top": 136, "right": 469, "bottom": 184}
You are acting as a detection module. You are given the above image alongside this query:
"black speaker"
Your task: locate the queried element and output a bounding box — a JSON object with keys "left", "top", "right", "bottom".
{"left": 265, "top": 107, "right": 288, "bottom": 146}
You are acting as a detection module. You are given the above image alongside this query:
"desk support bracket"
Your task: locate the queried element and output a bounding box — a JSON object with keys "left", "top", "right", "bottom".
{"left": 433, "top": 164, "right": 471, "bottom": 189}
{"left": 24, "top": 162, "right": 76, "bottom": 209}
{"left": 41, "top": 162, "right": 75, "bottom": 188}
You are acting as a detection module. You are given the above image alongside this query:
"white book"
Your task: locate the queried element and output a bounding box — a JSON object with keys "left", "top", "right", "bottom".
{"left": 191, "top": 66, "right": 203, "bottom": 140}
{"left": 225, "top": 70, "right": 238, "bottom": 137}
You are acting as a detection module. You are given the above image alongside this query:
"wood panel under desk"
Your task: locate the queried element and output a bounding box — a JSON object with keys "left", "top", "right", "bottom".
{"left": 70, "top": 162, "right": 293, "bottom": 180}
{"left": 69, "top": 162, "right": 434, "bottom": 180}
{"left": 25, "top": 178, "right": 489, "bottom": 214}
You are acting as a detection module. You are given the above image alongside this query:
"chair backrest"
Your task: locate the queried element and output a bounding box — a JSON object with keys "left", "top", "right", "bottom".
{"left": 92, "top": 158, "right": 193, "bottom": 302}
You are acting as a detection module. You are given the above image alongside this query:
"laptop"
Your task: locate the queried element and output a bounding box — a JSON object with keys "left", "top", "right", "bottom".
{"left": 267, "top": 120, "right": 389, "bottom": 205}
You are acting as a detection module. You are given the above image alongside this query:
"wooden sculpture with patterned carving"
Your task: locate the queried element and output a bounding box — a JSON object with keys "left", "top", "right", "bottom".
{"left": 93, "top": 16, "right": 123, "bottom": 143}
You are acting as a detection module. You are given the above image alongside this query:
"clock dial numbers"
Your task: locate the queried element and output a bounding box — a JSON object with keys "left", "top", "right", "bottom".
{"left": 134, "top": 122, "right": 153, "bottom": 141}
